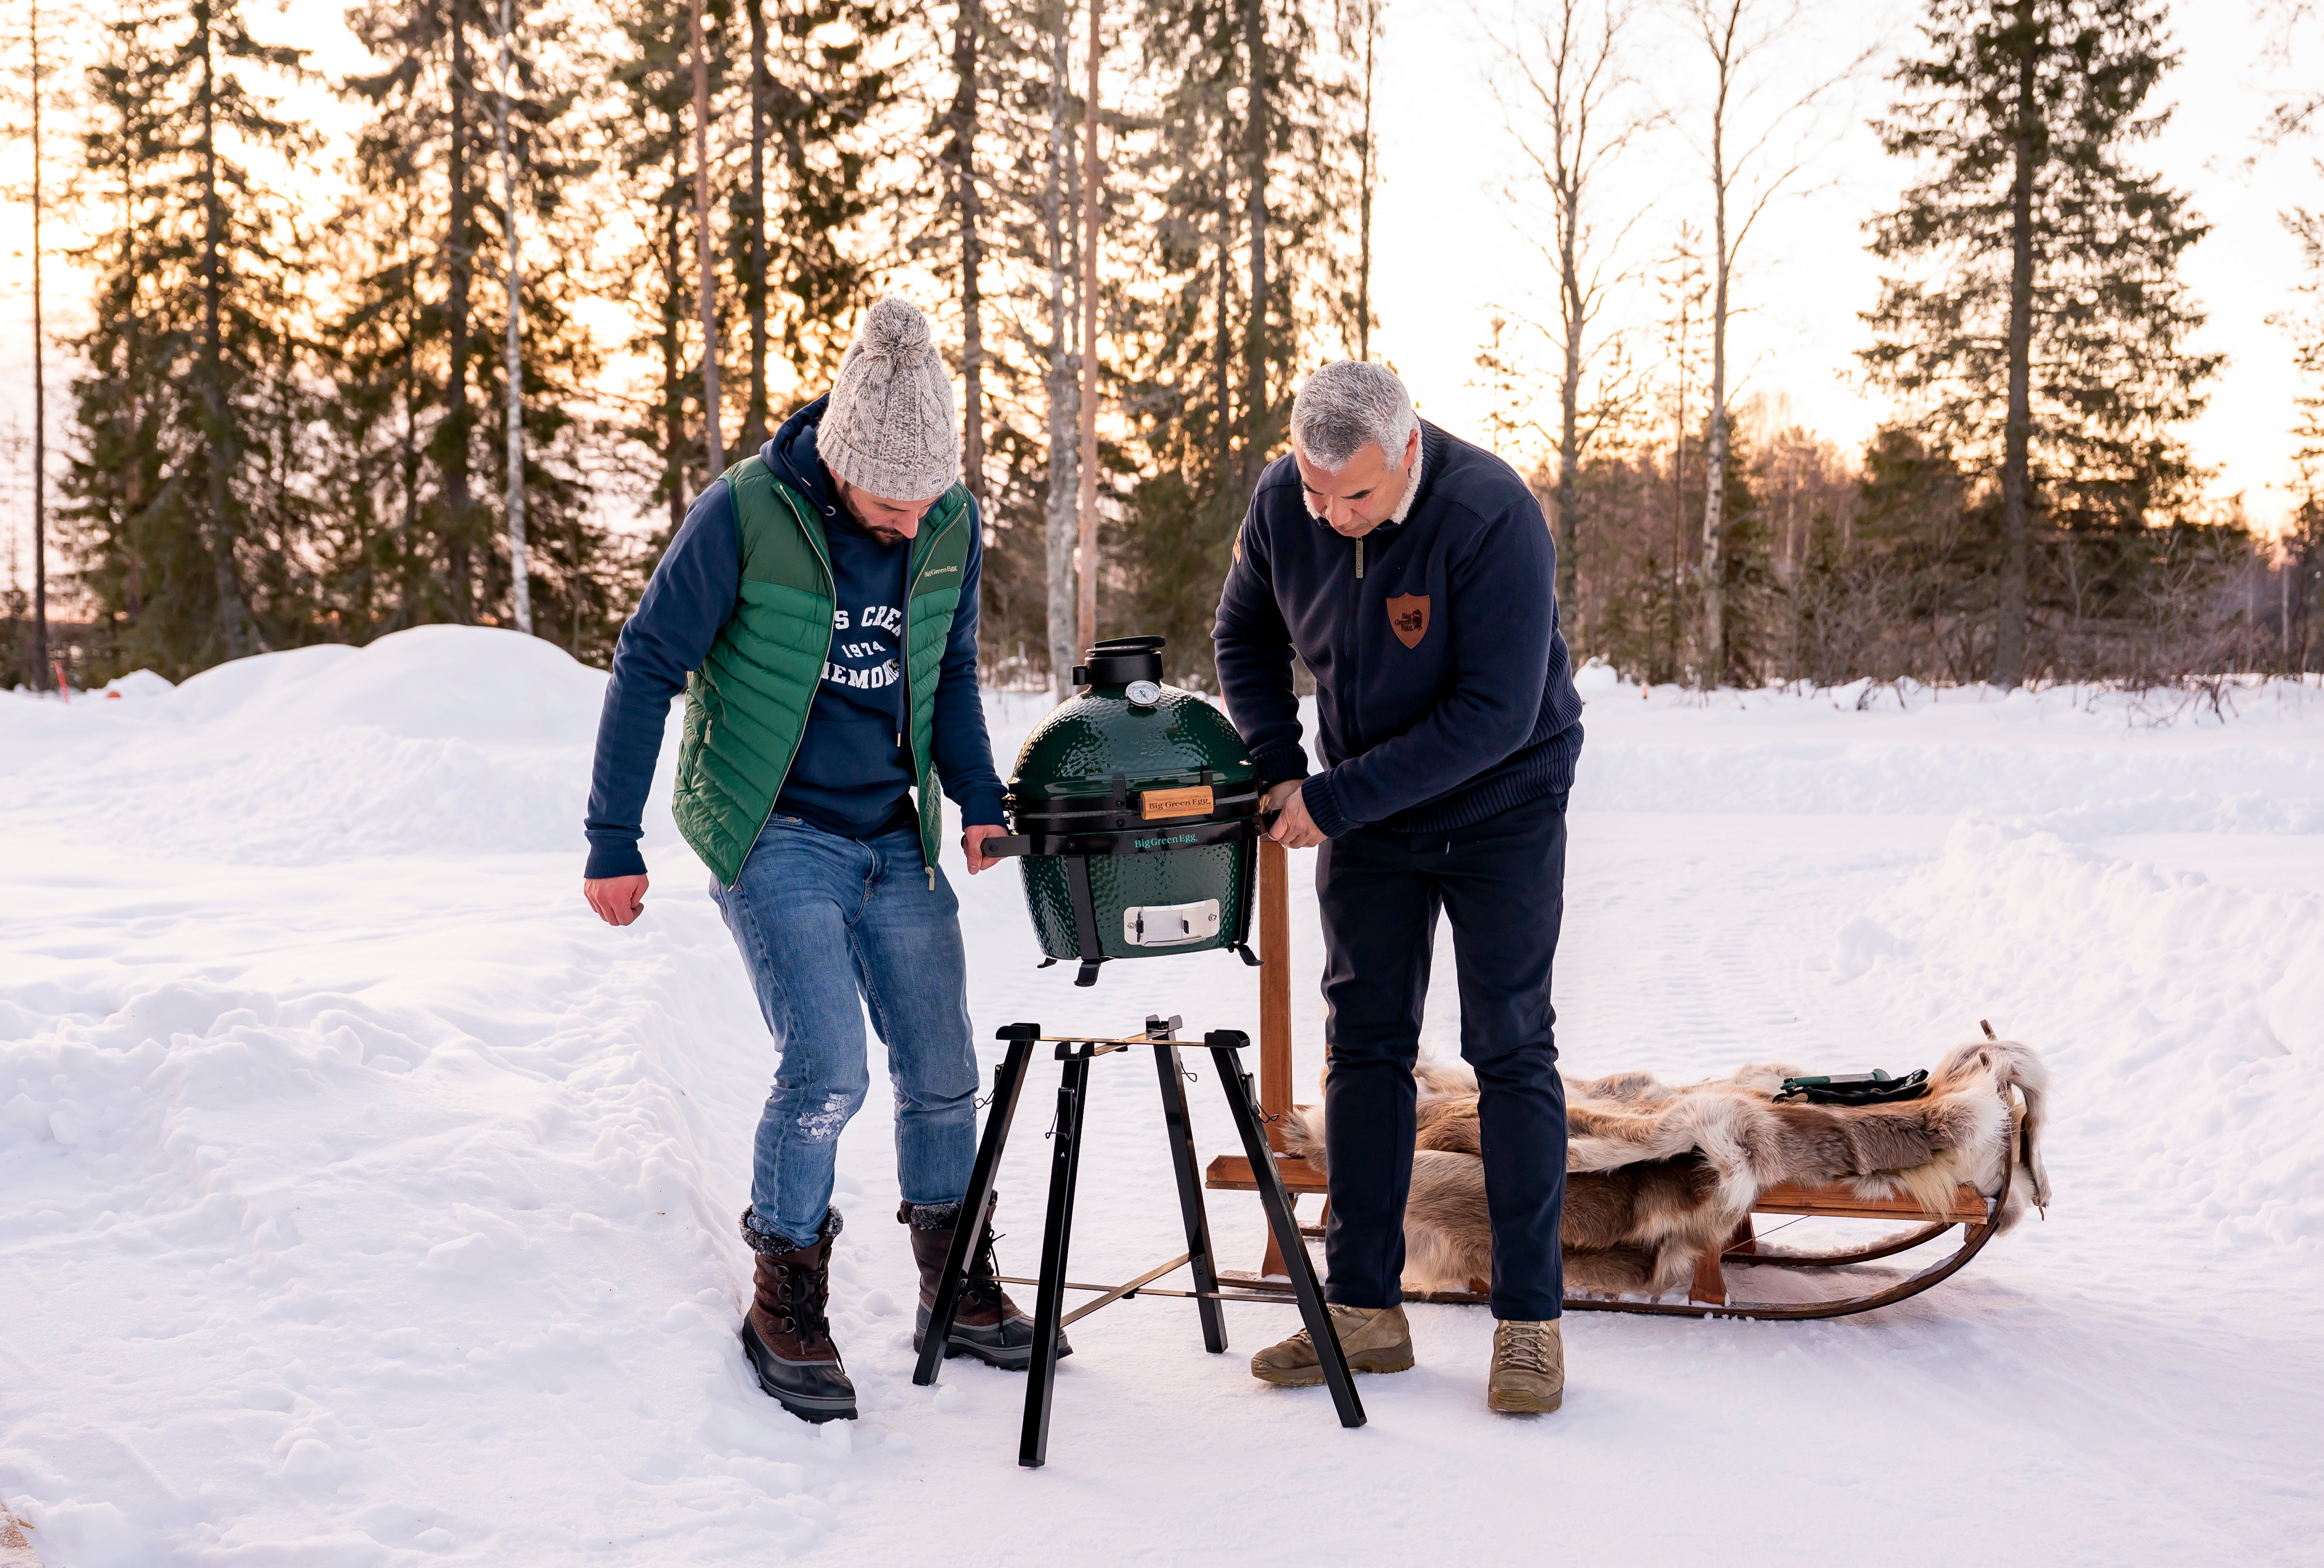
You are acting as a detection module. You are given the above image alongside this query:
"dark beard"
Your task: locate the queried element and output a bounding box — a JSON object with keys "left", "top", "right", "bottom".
{"left": 837, "top": 489, "right": 910, "bottom": 546}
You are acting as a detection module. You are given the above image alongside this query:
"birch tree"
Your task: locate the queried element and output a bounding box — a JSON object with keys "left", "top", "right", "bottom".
{"left": 493, "top": 0, "right": 531, "bottom": 633}
{"left": 1044, "top": 0, "right": 1080, "bottom": 696}
{"left": 1678, "top": 0, "right": 1857, "bottom": 684}
{"left": 1493, "top": 0, "right": 1648, "bottom": 635}
{"left": 2, "top": 0, "right": 58, "bottom": 686}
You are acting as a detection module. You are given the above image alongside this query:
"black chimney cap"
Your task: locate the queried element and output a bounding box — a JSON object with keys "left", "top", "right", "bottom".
{"left": 1071, "top": 635, "right": 1166, "bottom": 687}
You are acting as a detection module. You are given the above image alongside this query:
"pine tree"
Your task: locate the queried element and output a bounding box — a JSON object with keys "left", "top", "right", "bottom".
{"left": 607, "top": 0, "right": 717, "bottom": 542}
{"left": 336, "top": 0, "right": 614, "bottom": 648}
{"left": 0, "top": 0, "right": 62, "bottom": 686}
{"left": 758, "top": 2, "right": 906, "bottom": 391}
{"left": 1861, "top": 0, "right": 2218, "bottom": 686}
{"left": 1114, "top": 0, "right": 1357, "bottom": 687}
{"left": 58, "top": 0, "right": 315, "bottom": 681}
{"left": 343, "top": 0, "right": 497, "bottom": 621}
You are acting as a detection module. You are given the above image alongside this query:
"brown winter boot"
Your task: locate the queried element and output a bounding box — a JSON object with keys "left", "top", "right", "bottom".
{"left": 738, "top": 1207, "right": 857, "bottom": 1423}
{"left": 1486, "top": 1318, "right": 1565, "bottom": 1414}
{"left": 1250, "top": 1303, "right": 1415, "bottom": 1386}
{"left": 900, "top": 1198, "right": 1068, "bottom": 1370}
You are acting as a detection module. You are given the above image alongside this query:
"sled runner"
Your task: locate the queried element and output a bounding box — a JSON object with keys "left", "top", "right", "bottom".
{"left": 1204, "top": 845, "right": 2043, "bottom": 1322}
{"left": 1208, "top": 1074, "right": 2033, "bottom": 1321}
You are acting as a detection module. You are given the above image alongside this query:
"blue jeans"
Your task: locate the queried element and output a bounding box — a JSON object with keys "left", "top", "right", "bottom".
{"left": 711, "top": 816, "right": 979, "bottom": 1250}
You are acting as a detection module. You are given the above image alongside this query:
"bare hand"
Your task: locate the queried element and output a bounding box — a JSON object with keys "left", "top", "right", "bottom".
{"left": 1265, "top": 780, "right": 1327, "bottom": 849}
{"left": 963, "top": 823, "right": 1006, "bottom": 875}
{"left": 585, "top": 874, "right": 649, "bottom": 926}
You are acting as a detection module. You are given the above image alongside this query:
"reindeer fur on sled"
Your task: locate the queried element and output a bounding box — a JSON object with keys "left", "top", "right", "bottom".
{"left": 1282, "top": 1038, "right": 2051, "bottom": 1300}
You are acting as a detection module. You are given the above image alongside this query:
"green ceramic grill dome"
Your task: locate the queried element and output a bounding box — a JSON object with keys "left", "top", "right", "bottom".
{"left": 1001, "top": 636, "right": 1263, "bottom": 985}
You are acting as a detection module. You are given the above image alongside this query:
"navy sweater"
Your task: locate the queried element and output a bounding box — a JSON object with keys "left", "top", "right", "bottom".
{"left": 1212, "top": 421, "right": 1584, "bottom": 838}
{"left": 583, "top": 400, "right": 1006, "bottom": 881}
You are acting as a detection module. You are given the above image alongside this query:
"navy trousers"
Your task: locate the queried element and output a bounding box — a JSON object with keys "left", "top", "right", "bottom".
{"left": 1313, "top": 793, "right": 1569, "bottom": 1321}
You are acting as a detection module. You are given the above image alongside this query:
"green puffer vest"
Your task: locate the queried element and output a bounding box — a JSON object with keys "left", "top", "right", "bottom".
{"left": 670, "top": 455, "right": 975, "bottom": 889}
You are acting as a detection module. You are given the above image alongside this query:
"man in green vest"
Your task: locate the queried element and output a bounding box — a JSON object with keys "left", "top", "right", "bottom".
{"left": 580, "top": 298, "right": 1054, "bottom": 1424}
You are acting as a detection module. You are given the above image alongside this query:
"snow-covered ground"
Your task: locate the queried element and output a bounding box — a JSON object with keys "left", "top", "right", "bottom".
{"left": 4, "top": 627, "right": 2321, "bottom": 1566}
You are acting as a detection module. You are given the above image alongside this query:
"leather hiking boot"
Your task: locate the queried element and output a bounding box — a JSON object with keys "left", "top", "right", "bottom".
{"left": 738, "top": 1207, "right": 857, "bottom": 1423}
{"left": 1250, "top": 1303, "right": 1414, "bottom": 1387}
{"left": 901, "top": 1199, "right": 1068, "bottom": 1371}
{"left": 1487, "top": 1318, "right": 1564, "bottom": 1414}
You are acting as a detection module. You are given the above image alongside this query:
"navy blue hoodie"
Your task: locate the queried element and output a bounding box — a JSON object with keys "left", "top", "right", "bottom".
{"left": 1212, "top": 420, "right": 1583, "bottom": 838}
{"left": 582, "top": 398, "right": 1006, "bottom": 880}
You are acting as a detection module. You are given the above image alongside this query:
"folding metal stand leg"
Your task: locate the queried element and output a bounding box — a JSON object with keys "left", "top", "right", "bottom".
{"left": 914, "top": 1028, "right": 1038, "bottom": 1388}
{"left": 1019, "top": 1048, "right": 1094, "bottom": 1468}
{"left": 1207, "top": 1029, "right": 1364, "bottom": 1430}
{"left": 1153, "top": 1042, "right": 1228, "bottom": 1354}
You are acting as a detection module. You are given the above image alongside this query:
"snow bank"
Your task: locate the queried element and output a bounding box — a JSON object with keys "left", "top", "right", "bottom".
{"left": 0, "top": 904, "right": 863, "bottom": 1561}
{"left": 1575, "top": 677, "right": 2324, "bottom": 827}
{"left": 1841, "top": 819, "right": 2324, "bottom": 1252}
{"left": 3, "top": 627, "right": 665, "bottom": 865}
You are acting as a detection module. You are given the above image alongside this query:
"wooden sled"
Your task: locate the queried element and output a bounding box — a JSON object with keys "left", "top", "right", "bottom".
{"left": 1205, "top": 841, "right": 2029, "bottom": 1322}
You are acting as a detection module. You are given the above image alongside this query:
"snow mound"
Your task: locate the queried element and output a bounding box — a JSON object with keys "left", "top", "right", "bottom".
{"left": 101, "top": 669, "right": 175, "bottom": 699}
{"left": 1572, "top": 657, "right": 1620, "bottom": 701}
{"left": 1844, "top": 818, "right": 2324, "bottom": 1249}
{"left": 1575, "top": 679, "right": 2324, "bottom": 825}
{"left": 6, "top": 627, "right": 658, "bottom": 865}
{"left": 0, "top": 931, "right": 853, "bottom": 1558}
{"left": 168, "top": 624, "right": 606, "bottom": 744}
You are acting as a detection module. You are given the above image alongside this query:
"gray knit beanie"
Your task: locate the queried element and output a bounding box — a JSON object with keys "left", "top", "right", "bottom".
{"left": 817, "top": 297, "right": 960, "bottom": 500}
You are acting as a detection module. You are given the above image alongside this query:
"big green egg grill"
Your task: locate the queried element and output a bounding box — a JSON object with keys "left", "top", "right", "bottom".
{"left": 988, "top": 636, "right": 1265, "bottom": 986}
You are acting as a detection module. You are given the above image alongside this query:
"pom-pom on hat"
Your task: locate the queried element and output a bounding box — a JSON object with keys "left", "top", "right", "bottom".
{"left": 817, "top": 296, "right": 961, "bottom": 501}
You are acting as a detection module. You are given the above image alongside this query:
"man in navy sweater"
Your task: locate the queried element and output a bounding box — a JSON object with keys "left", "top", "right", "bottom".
{"left": 580, "top": 299, "right": 1054, "bottom": 1425}
{"left": 1214, "top": 360, "right": 1583, "bottom": 1415}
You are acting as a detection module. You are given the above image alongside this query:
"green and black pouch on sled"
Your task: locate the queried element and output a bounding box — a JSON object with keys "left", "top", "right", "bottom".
{"left": 1773, "top": 1068, "right": 1931, "bottom": 1106}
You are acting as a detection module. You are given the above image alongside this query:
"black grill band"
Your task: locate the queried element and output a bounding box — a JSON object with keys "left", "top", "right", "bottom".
{"left": 985, "top": 818, "right": 1265, "bottom": 860}
{"left": 1006, "top": 786, "right": 1263, "bottom": 834}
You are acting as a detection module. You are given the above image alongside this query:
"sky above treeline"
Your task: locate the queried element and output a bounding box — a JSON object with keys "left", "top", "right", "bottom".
{"left": 0, "top": 0, "right": 2317, "bottom": 576}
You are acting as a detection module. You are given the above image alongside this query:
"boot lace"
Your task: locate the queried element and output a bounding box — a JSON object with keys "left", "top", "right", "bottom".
{"left": 1285, "top": 1304, "right": 1366, "bottom": 1349}
{"left": 1497, "top": 1321, "right": 1554, "bottom": 1375}
{"left": 776, "top": 1262, "right": 835, "bottom": 1345}
{"left": 961, "top": 1229, "right": 1008, "bottom": 1314}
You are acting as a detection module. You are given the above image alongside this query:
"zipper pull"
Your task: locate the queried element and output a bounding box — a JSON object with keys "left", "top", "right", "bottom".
{"left": 1356, "top": 539, "right": 1366, "bottom": 579}
{"left": 927, "top": 866, "right": 936, "bottom": 890}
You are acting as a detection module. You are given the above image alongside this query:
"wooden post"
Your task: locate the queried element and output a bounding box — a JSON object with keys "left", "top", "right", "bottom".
{"left": 1254, "top": 836, "right": 1294, "bottom": 1278}
{"left": 1204, "top": 834, "right": 1320, "bottom": 1287}
{"left": 1258, "top": 836, "right": 1292, "bottom": 1151}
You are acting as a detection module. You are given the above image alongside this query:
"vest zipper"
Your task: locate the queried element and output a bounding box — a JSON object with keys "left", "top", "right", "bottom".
{"left": 901, "top": 504, "right": 961, "bottom": 886}
{"left": 1356, "top": 538, "right": 1365, "bottom": 579}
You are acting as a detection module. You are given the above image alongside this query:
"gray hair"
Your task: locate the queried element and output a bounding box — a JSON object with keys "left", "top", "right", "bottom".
{"left": 1290, "top": 360, "right": 1418, "bottom": 471}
